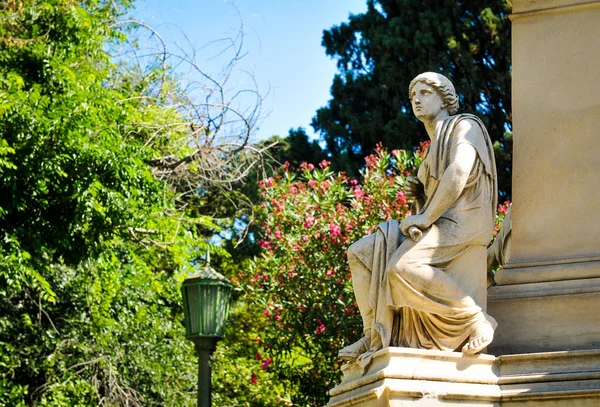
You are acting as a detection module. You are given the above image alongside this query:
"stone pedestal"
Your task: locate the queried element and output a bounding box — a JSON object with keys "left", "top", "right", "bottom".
{"left": 326, "top": 348, "right": 499, "bottom": 406}
{"left": 326, "top": 348, "right": 600, "bottom": 406}
{"left": 488, "top": 0, "right": 600, "bottom": 355}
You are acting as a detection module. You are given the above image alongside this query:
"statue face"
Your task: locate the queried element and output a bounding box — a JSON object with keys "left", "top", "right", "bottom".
{"left": 410, "top": 82, "right": 445, "bottom": 121}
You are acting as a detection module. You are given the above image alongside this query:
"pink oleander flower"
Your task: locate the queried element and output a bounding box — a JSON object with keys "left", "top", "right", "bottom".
{"left": 353, "top": 186, "right": 365, "bottom": 200}
{"left": 498, "top": 201, "right": 510, "bottom": 215}
{"left": 274, "top": 230, "right": 283, "bottom": 239}
{"left": 397, "top": 191, "right": 407, "bottom": 205}
{"left": 307, "top": 163, "right": 315, "bottom": 171}
{"left": 319, "top": 160, "right": 330, "bottom": 169}
{"left": 364, "top": 154, "right": 377, "bottom": 169}
{"left": 258, "top": 240, "right": 271, "bottom": 250}
{"left": 275, "top": 315, "right": 281, "bottom": 321}
{"left": 315, "top": 324, "right": 326, "bottom": 334}
{"left": 307, "top": 179, "right": 317, "bottom": 188}
{"left": 251, "top": 373, "right": 257, "bottom": 384}
{"left": 263, "top": 310, "right": 270, "bottom": 316}
{"left": 329, "top": 223, "right": 342, "bottom": 237}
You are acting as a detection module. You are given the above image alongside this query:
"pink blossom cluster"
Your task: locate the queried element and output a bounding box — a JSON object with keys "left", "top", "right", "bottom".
{"left": 498, "top": 200, "right": 511, "bottom": 215}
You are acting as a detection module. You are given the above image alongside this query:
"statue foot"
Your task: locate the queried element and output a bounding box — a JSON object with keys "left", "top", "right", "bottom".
{"left": 462, "top": 321, "right": 494, "bottom": 355}
{"left": 338, "top": 336, "right": 370, "bottom": 361}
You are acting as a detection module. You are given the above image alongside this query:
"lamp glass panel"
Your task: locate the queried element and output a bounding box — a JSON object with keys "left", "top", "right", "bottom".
{"left": 216, "top": 287, "right": 224, "bottom": 333}
{"left": 215, "top": 286, "right": 231, "bottom": 334}
{"left": 200, "top": 284, "right": 215, "bottom": 335}
{"left": 185, "top": 285, "right": 199, "bottom": 335}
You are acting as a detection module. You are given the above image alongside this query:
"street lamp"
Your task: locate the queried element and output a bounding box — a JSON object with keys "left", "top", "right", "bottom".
{"left": 182, "top": 262, "right": 232, "bottom": 407}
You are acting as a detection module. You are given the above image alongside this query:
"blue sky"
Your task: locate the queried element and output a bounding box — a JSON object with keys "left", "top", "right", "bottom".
{"left": 132, "top": 0, "right": 367, "bottom": 141}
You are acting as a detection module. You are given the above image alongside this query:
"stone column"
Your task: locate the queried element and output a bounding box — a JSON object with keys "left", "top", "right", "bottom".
{"left": 488, "top": 0, "right": 600, "bottom": 355}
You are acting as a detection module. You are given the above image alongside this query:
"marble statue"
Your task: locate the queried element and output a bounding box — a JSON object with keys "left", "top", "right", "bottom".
{"left": 339, "top": 72, "right": 498, "bottom": 366}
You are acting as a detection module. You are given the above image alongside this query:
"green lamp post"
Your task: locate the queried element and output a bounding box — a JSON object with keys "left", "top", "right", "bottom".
{"left": 182, "top": 260, "right": 232, "bottom": 407}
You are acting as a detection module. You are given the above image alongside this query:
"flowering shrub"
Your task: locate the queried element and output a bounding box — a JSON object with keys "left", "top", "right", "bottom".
{"left": 235, "top": 147, "right": 421, "bottom": 405}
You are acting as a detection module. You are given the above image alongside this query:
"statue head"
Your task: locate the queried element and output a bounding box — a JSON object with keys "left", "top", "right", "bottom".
{"left": 408, "top": 72, "right": 459, "bottom": 115}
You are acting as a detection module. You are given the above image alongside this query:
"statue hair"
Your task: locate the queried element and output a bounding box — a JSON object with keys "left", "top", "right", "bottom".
{"left": 408, "top": 72, "right": 460, "bottom": 115}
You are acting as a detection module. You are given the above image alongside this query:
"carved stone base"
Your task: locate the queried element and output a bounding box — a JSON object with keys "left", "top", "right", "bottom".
{"left": 326, "top": 347, "right": 600, "bottom": 406}
{"left": 326, "top": 347, "right": 500, "bottom": 406}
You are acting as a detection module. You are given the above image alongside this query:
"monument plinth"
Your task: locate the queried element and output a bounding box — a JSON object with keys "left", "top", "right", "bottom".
{"left": 327, "top": 348, "right": 600, "bottom": 406}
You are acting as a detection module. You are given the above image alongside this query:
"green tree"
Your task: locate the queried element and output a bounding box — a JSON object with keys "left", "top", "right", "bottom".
{"left": 313, "top": 0, "right": 512, "bottom": 197}
{"left": 0, "top": 1, "right": 258, "bottom": 405}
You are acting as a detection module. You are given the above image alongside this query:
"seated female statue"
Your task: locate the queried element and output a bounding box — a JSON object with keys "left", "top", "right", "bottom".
{"left": 339, "top": 72, "right": 498, "bottom": 364}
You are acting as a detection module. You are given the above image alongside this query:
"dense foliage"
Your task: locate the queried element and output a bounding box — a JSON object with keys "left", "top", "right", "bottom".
{"left": 313, "top": 0, "right": 512, "bottom": 197}
{"left": 0, "top": 1, "right": 226, "bottom": 405}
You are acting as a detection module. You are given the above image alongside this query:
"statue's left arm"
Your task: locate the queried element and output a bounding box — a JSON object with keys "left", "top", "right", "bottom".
{"left": 400, "top": 120, "right": 478, "bottom": 235}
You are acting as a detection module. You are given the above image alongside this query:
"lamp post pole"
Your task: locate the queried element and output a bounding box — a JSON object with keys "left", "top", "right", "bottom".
{"left": 197, "top": 346, "right": 211, "bottom": 407}
{"left": 195, "top": 338, "right": 217, "bottom": 407}
{"left": 182, "top": 264, "right": 232, "bottom": 407}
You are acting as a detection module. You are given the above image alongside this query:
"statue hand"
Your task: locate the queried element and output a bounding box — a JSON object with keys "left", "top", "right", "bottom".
{"left": 404, "top": 175, "right": 424, "bottom": 198}
{"left": 400, "top": 214, "right": 431, "bottom": 236}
